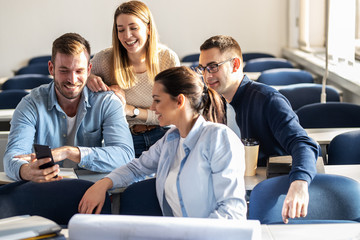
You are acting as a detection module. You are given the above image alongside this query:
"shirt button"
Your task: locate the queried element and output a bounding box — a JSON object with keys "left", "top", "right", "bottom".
{"left": 63, "top": 115, "right": 66, "bottom": 119}
{"left": 81, "top": 165, "right": 85, "bottom": 168}
{"left": 63, "top": 134, "right": 66, "bottom": 137}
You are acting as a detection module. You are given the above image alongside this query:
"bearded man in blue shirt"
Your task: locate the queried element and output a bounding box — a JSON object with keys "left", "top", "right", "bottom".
{"left": 4, "top": 33, "right": 134, "bottom": 182}
{"left": 197, "top": 35, "right": 320, "bottom": 224}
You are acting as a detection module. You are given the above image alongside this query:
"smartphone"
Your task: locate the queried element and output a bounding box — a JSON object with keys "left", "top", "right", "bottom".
{"left": 33, "top": 144, "right": 56, "bottom": 170}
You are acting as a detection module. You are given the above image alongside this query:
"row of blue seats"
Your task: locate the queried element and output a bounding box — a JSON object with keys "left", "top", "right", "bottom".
{"left": 14, "top": 54, "right": 93, "bottom": 75}
{"left": 182, "top": 52, "right": 294, "bottom": 72}
{"left": 2, "top": 172, "right": 359, "bottom": 226}
{"left": 181, "top": 52, "right": 276, "bottom": 64}
{"left": 20, "top": 52, "right": 282, "bottom": 75}
{"left": 0, "top": 74, "right": 53, "bottom": 109}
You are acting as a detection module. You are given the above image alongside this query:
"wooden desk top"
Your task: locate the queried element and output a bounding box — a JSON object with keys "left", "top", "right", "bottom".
{"left": 0, "top": 168, "right": 266, "bottom": 192}
{"left": 264, "top": 222, "right": 360, "bottom": 240}
{"left": 1, "top": 162, "right": 354, "bottom": 192}
{"left": 306, "top": 127, "right": 360, "bottom": 145}
{"left": 244, "top": 167, "right": 267, "bottom": 191}
{"left": 0, "top": 109, "right": 15, "bottom": 121}
{"left": 324, "top": 164, "right": 360, "bottom": 183}
{"left": 245, "top": 72, "right": 261, "bottom": 81}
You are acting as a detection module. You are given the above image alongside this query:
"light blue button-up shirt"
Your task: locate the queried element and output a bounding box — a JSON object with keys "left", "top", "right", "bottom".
{"left": 4, "top": 82, "right": 135, "bottom": 180}
{"left": 107, "top": 116, "right": 247, "bottom": 219}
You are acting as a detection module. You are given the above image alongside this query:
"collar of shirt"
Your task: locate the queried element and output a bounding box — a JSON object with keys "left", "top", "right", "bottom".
{"left": 46, "top": 82, "right": 91, "bottom": 112}
{"left": 164, "top": 115, "right": 206, "bottom": 153}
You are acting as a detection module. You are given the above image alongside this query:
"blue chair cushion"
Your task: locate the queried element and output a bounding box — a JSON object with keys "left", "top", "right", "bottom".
{"left": 278, "top": 83, "right": 340, "bottom": 111}
{"left": 327, "top": 130, "right": 360, "bottom": 165}
{"left": 248, "top": 174, "right": 360, "bottom": 224}
{"left": 257, "top": 68, "right": 314, "bottom": 86}
{"left": 119, "top": 178, "right": 162, "bottom": 216}
{"left": 0, "top": 179, "right": 111, "bottom": 225}
{"left": 0, "top": 90, "right": 29, "bottom": 109}
{"left": 296, "top": 102, "right": 360, "bottom": 128}
{"left": 243, "top": 58, "right": 293, "bottom": 72}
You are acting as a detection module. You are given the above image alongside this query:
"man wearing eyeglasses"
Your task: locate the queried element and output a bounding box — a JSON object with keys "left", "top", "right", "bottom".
{"left": 197, "top": 35, "right": 320, "bottom": 224}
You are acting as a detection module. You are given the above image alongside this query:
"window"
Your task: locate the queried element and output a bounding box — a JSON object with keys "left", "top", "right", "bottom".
{"left": 298, "top": 0, "right": 326, "bottom": 52}
{"left": 295, "top": 0, "right": 357, "bottom": 64}
{"left": 356, "top": 0, "right": 360, "bottom": 60}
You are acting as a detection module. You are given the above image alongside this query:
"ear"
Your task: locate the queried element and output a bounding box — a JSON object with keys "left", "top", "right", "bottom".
{"left": 88, "top": 62, "right": 92, "bottom": 76}
{"left": 48, "top": 61, "right": 54, "bottom": 77}
{"left": 147, "top": 24, "right": 150, "bottom": 35}
{"left": 177, "top": 94, "right": 186, "bottom": 109}
{"left": 232, "top": 58, "right": 241, "bottom": 73}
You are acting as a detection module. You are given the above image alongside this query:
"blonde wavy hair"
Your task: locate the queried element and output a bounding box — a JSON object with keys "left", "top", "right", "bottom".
{"left": 111, "top": 0, "right": 159, "bottom": 89}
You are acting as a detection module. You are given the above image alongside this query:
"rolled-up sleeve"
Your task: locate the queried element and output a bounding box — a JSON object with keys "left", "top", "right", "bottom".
{"left": 78, "top": 94, "right": 135, "bottom": 172}
{"left": 4, "top": 98, "right": 38, "bottom": 180}
{"left": 208, "top": 129, "right": 247, "bottom": 219}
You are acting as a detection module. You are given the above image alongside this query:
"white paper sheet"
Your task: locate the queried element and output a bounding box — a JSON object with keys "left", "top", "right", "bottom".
{"left": 68, "top": 214, "right": 261, "bottom": 240}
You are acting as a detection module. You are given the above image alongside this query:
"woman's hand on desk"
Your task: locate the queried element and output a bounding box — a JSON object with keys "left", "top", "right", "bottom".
{"left": 281, "top": 180, "right": 309, "bottom": 224}
{"left": 79, "top": 177, "right": 113, "bottom": 214}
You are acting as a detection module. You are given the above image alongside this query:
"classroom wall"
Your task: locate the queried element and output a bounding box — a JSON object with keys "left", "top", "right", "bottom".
{"left": 0, "top": 0, "right": 287, "bottom": 77}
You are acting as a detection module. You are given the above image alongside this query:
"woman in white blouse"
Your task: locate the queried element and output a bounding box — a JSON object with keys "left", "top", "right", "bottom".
{"left": 79, "top": 66, "right": 246, "bottom": 219}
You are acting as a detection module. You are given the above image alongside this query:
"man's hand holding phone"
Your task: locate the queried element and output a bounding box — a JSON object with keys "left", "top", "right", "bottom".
{"left": 17, "top": 144, "right": 63, "bottom": 183}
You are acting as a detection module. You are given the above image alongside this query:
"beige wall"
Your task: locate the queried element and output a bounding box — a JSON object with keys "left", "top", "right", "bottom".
{"left": 0, "top": 0, "right": 287, "bottom": 77}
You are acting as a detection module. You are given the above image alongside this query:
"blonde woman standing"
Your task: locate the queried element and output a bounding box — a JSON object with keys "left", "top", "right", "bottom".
{"left": 88, "top": 1, "right": 180, "bottom": 157}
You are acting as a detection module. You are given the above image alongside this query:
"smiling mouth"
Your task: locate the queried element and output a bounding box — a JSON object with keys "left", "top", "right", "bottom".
{"left": 126, "top": 40, "right": 137, "bottom": 46}
{"left": 64, "top": 84, "right": 80, "bottom": 90}
{"left": 207, "top": 81, "right": 218, "bottom": 87}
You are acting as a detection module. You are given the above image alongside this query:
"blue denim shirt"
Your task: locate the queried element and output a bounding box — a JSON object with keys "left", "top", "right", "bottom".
{"left": 230, "top": 75, "right": 319, "bottom": 184}
{"left": 4, "top": 82, "right": 134, "bottom": 180}
{"left": 107, "top": 116, "right": 247, "bottom": 219}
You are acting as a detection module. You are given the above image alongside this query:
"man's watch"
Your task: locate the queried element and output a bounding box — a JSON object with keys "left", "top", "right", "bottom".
{"left": 131, "top": 107, "right": 140, "bottom": 118}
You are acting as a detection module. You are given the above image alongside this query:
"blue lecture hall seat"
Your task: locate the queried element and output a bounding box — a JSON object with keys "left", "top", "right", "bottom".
{"left": 296, "top": 102, "right": 360, "bottom": 128}
{"left": 243, "top": 58, "right": 293, "bottom": 72}
{"left": 0, "top": 89, "right": 29, "bottom": 109}
{"left": 327, "top": 130, "right": 360, "bottom": 165}
{"left": 1, "top": 74, "right": 53, "bottom": 90}
{"left": 257, "top": 68, "right": 314, "bottom": 86}
{"left": 242, "top": 52, "right": 275, "bottom": 62}
{"left": 181, "top": 53, "right": 200, "bottom": 63}
{"left": 248, "top": 174, "right": 360, "bottom": 224}
{"left": 278, "top": 83, "right": 340, "bottom": 111}
{"left": 0, "top": 179, "right": 112, "bottom": 226}
{"left": 15, "top": 62, "right": 50, "bottom": 76}
{"left": 28, "top": 55, "right": 52, "bottom": 65}
{"left": 119, "top": 178, "right": 162, "bottom": 216}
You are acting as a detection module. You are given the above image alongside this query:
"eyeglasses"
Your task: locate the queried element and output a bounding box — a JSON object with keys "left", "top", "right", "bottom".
{"left": 195, "top": 58, "right": 234, "bottom": 75}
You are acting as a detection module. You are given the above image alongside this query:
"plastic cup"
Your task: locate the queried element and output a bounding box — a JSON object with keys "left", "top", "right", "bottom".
{"left": 241, "top": 138, "right": 260, "bottom": 176}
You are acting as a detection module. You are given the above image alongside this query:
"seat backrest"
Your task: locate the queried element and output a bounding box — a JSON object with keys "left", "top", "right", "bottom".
{"left": 296, "top": 102, "right": 360, "bottom": 128}
{"left": 28, "top": 55, "right": 51, "bottom": 65}
{"left": 0, "top": 179, "right": 112, "bottom": 226}
{"left": 243, "top": 58, "right": 293, "bottom": 72}
{"left": 2, "top": 74, "right": 53, "bottom": 90}
{"left": 15, "top": 63, "right": 50, "bottom": 75}
{"left": 257, "top": 68, "right": 314, "bottom": 86}
{"left": 181, "top": 53, "right": 200, "bottom": 63}
{"left": 242, "top": 52, "right": 275, "bottom": 62}
{"left": 0, "top": 90, "right": 29, "bottom": 109}
{"left": 278, "top": 83, "right": 340, "bottom": 111}
{"left": 248, "top": 174, "right": 360, "bottom": 224}
{"left": 328, "top": 130, "right": 360, "bottom": 165}
{"left": 119, "top": 178, "right": 162, "bottom": 216}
